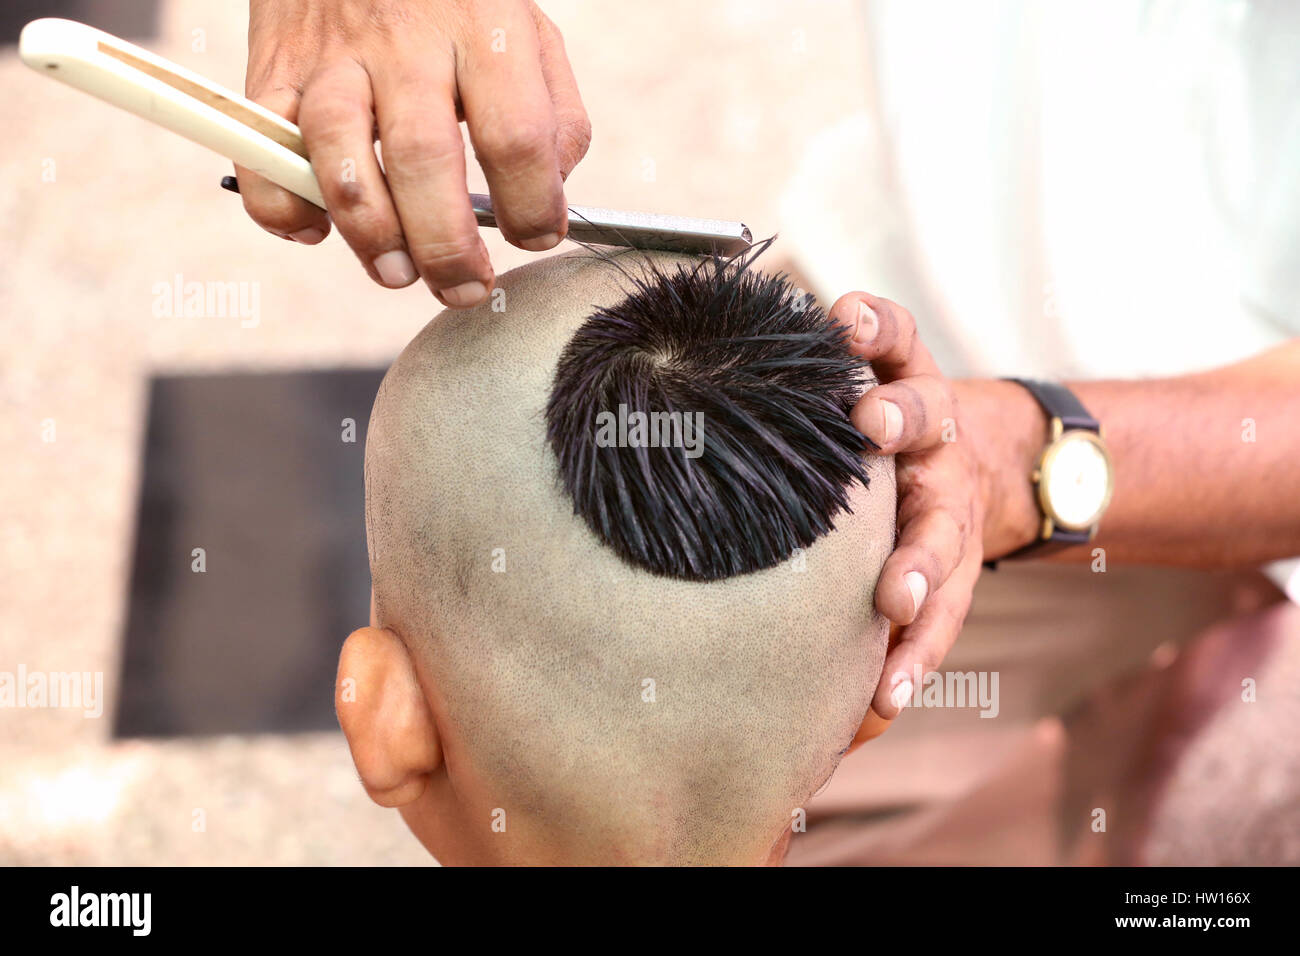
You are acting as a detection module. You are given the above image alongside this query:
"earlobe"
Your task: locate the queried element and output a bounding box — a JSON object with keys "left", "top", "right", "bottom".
{"left": 336, "top": 626, "right": 443, "bottom": 808}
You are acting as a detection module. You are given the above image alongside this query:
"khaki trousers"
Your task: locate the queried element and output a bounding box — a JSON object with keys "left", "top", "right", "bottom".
{"left": 787, "top": 562, "right": 1294, "bottom": 865}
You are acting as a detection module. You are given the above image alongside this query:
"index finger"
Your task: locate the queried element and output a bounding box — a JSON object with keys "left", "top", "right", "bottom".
{"left": 829, "top": 291, "right": 941, "bottom": 383}
{"left": 235, "top": 85, "right": 331, "bottom": 243}
{"left": 460, "top": 3, "right": 568, "bottom": 250}
{"left": 871, "top": 542, "right": 982, "bottom": 719}
{"left": 371, "top": 55, "right": 495, "bottom": 307}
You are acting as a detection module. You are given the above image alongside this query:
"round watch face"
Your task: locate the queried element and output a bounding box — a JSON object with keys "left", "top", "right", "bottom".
{"left": 1039, "top": 431, "right": 1114, "bottom": 531}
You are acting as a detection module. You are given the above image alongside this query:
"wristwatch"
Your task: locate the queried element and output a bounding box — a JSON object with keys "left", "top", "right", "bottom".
{"left": 1000, "top": 379, "right": 1115, "bottom": 560}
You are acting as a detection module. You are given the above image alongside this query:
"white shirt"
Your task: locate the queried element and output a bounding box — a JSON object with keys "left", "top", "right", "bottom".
{"left": 781, "top": 0, "right": 1300, "bottom": 588}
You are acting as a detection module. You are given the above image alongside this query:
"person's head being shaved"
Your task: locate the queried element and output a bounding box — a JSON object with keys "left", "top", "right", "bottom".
{"left": 338, "top": 246, "right": 896, "bottom": 866}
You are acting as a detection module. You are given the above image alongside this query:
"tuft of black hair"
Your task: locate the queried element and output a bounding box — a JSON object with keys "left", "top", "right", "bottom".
{"left": 545, "top": 240, "right": 875, "bottom": 582}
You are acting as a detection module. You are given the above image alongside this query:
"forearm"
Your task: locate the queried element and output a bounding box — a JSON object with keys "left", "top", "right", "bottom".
{"left": 960, "top": 340, "right": 1300, "bottom": 567}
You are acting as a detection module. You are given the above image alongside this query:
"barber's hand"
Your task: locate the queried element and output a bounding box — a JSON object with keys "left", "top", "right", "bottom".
{"left": 238, "top": 0, "right": 591, "bottom": 307}
{"left": 830, "top": 292, "right": 985, "bottom": 725}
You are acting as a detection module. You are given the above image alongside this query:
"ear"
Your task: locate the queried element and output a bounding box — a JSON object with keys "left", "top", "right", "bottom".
{"left": 336, "top": 625, "right": 442, "bottom": 808}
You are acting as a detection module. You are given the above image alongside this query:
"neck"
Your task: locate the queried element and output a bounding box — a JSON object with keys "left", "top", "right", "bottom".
{"left": 400, "top": 775, "right": 792, "bottom": 866}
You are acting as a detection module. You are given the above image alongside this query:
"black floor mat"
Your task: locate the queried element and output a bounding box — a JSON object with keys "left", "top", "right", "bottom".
{"left": 114, "top": 368, "right": 384, "bottom": 738}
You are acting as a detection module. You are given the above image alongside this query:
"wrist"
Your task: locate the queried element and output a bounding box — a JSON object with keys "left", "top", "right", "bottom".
{"left": 954, "top": 379, "right": 1045, "bottom": 559}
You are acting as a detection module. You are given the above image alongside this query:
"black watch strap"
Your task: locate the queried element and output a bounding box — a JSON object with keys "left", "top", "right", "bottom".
{"left": 999, "top": 526, "right": 1092, "bottom": 561}
{"left": 1006, "top": 378, "right": 1100, "bottom": 432}
{"left": 986, "top": 379, "right": 1101, "bottom": 567}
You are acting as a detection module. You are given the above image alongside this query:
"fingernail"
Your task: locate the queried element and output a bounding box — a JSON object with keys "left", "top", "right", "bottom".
{"left": 853, "top": 300, "right": 878, "bottom": 343}
{"left": 519, "top": 232, "right": 562, "bottom": 252}
{"left": 880, "top": 400, "right": 903, "bottom": 444}
{"left": 904, "top": 570, "right": 929, "bottom": 617}
{"left": 438, "top": 280, "right": 489, "bottom": 307}
{"left": 290, "top": 227, "right": 326, "bottom": 244}
{"left": 374, "top": 250, "right": 417, "bottom": 287}
{"left": 890, "top": 678, "right": 914, "bottom": 711}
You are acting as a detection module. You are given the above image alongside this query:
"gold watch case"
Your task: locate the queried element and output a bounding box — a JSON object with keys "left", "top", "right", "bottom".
{"left": 1030, "top": 418, "right": 1116, "bottom": 537}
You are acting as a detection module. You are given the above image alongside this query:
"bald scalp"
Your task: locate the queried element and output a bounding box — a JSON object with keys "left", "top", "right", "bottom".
{"left": 364, "top": 250, "right": 896, "bottom": 862}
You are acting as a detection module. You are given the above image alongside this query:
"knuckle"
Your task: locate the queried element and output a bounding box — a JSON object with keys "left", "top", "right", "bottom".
{"left": 899, "top": 382, "right": 930, "bottom": 426}
{"left": 881, "top": 296, "right": 915, "bottom": 332}
{"left": 892, "top": 305, "right": 918, "bottom": 352}
{"left": 322, "top": 177, "right": 370, "bottom": 214}
{"left": 559, "top": 113, "right": 593, "bottom": 164}
{"left": 893, "top": 381, "right": 929, "bottom": 436}
{"left": 364, "top": 0, "right": 421, "bottom": 32}
{"left": 299, "top": 96, "right": 364, "bottom": 146}
{"left": 381, "top": 124, "right": 464, "bottom": 172}
{"left": 407, "top": 235, "right": 482, "bottom": 277}
{"left": 336, "top": 206, "right": 400, "bottom": 251}
{"left": 248, "top": 80, "right": 304, "bottom": 114}
{"left": 943, "top": 503, "right": 972, "bottom": 546}
{"left": 909, "top": 546, "right": 945, "bottom": 586}
{"left": 874, "top": 297, "right": 916, "bottom": 355}
{"left": 475, "top": 116, "right": 557, "bottom": 169}
{"left": 244, "top": 193, "right": 310, "bottom": 234}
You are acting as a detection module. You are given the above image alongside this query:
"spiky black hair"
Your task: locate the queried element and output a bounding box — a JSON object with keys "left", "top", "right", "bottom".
{"left": 545, "top": 241, "right": 875, "bottom": 582}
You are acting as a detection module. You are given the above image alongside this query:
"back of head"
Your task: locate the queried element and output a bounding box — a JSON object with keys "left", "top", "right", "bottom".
{"left": 365, "top": 249, "right": 895, "bottom": 864}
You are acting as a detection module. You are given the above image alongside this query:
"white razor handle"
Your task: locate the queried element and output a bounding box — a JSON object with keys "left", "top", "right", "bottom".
{"left": 21, "top": 17, "right": 324, "bottom": 207}
{"left": 20, "top": 17, "right": 753, "bottom": 256}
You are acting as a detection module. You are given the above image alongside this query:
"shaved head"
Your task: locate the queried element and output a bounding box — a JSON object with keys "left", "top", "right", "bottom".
{"left": 363, "top": 249, "right": 896, "bottom": 864}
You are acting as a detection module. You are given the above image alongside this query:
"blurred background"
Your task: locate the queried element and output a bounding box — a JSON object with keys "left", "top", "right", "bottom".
{"left": 0, "top": 0, "right": 874, "bottom": 864}
{"left": 3, "top": 0, "right": 1297, "bottom": 866}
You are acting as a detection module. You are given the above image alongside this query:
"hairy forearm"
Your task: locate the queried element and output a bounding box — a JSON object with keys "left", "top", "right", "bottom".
{"left": 959, "top": 340, "right": 1300, "bottom": 567}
